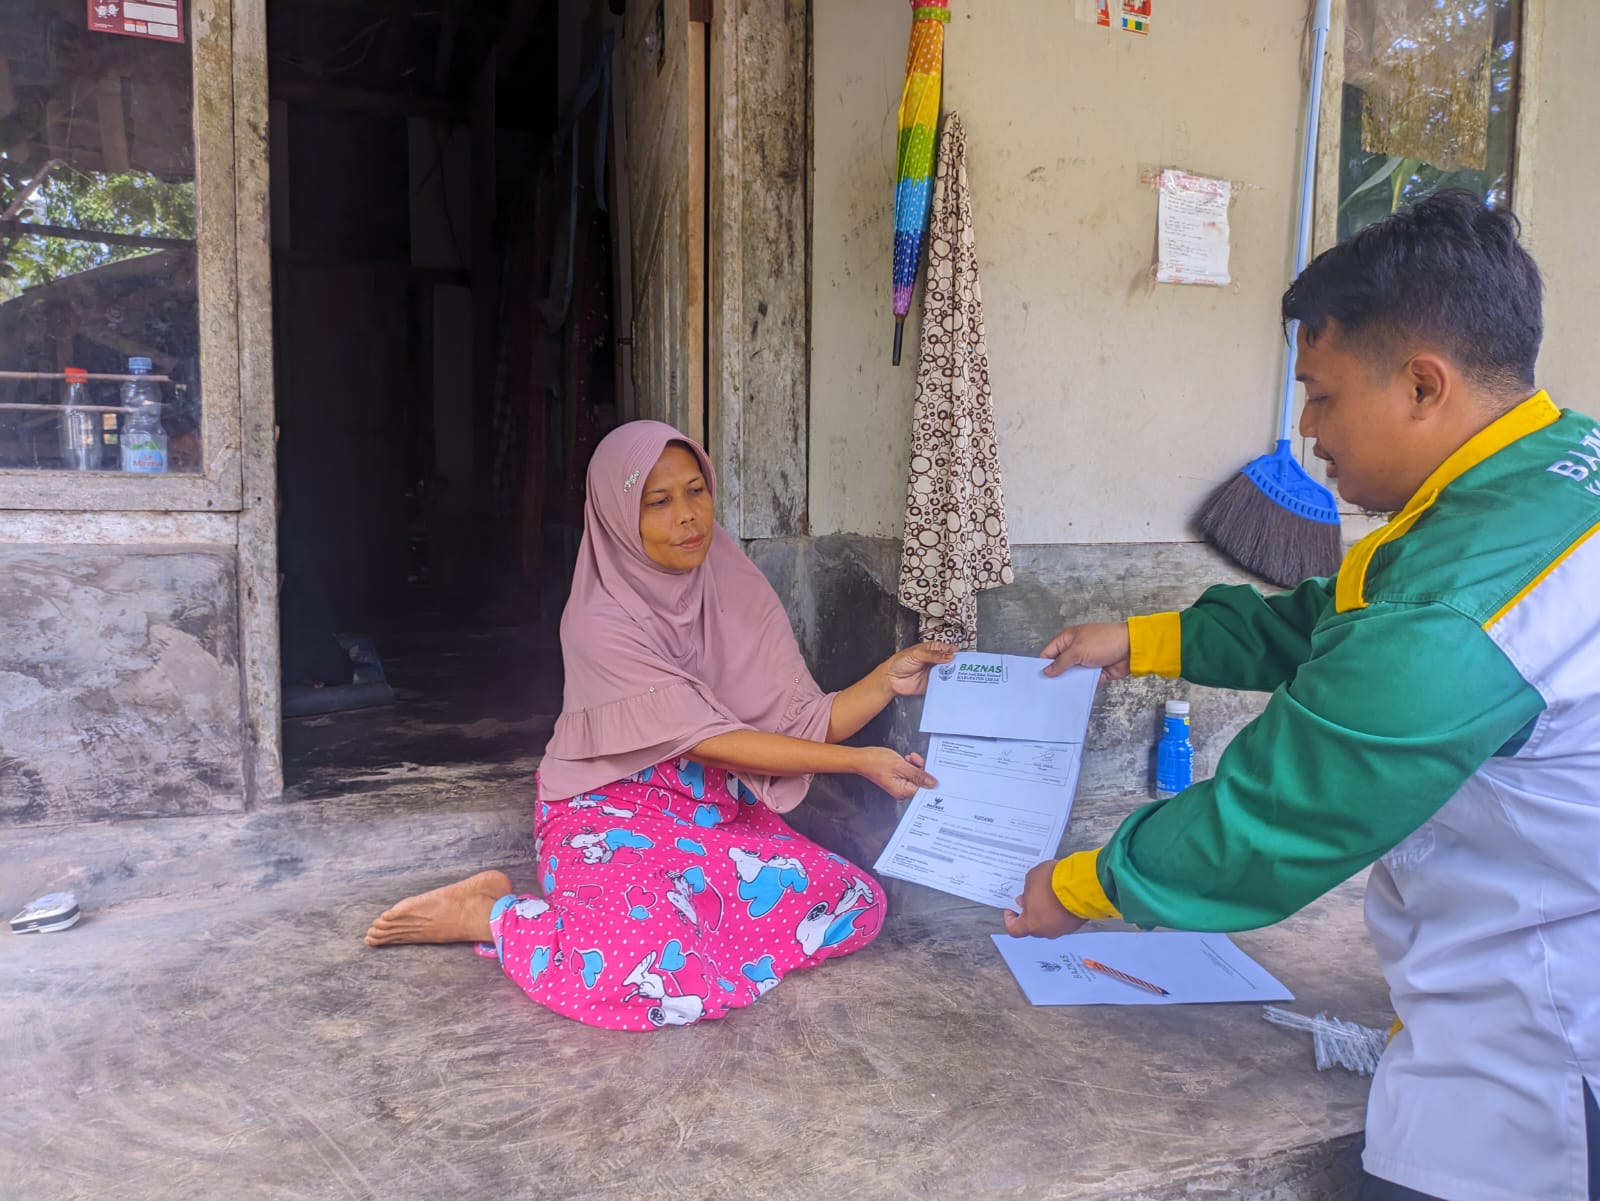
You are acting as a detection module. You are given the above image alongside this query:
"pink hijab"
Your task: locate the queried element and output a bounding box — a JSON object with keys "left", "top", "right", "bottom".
{"left": 538, "top": 421, "right": 836, "bottom": 810}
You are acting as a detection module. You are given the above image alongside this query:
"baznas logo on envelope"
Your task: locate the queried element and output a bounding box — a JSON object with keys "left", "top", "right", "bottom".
{"left": 955, "top": 662, "right": 1007, "bottom": 684}
{"left": 937, "top": 662, "right": 958, "bottom": 682}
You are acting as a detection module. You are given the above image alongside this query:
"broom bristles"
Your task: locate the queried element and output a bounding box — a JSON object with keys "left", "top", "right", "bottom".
{"left": 1197, "top": 472, "right": 1344, "bottom": 588}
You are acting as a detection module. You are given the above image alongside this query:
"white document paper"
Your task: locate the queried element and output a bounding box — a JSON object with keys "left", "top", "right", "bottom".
{"left": 1155, "top": 169, "right": 1232, "bottom": 287}
{"left": 918, "top": 653, "right": 1099, "bottom": 745}
{"left": 990, "top": 931, "right": 1294, "bottom": 1006}
{"left": 875, "top": 734, "right": 1085, "bottom": 908}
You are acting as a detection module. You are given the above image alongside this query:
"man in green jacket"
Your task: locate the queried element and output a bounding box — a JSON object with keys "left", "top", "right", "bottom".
{"left": 1006, "top": 190, "right": 1599, "bottom": 1201}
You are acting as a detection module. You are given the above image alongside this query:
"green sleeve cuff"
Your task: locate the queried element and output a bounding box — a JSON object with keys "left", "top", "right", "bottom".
{"left": 1051, "top": 850, "right": 1121, "bottom": 920}
{"left": 1128, "top": 612, "right": 1182, "bottom": 678}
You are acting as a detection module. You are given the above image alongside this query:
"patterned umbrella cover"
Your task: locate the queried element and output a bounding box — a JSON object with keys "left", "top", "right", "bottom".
{"left": 892, "top": 0, "right": 950, "bottom": 364}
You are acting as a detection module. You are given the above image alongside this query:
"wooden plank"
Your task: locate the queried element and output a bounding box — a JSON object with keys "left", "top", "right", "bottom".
{"left": 190, "top": 0, "right": 244, "bottom": 505}
{"left": 685, "top": 11, "right": 706, "bottom": 447}
{"left": 96, "top": 76, "right": 130, "bottom": 173}
{"left": 0, "top": 510, "right": 237, "bottom": 544}
{"left": 0, "top": 219, "right": 193, "bottom": 250}
{"left": 1510, "top": 0, "right": 1544, "bottom": 226}
{"left": 1311, "top": 0, "right": 1347, "bottom": 258}
{"left": 606, "top": 10, "right": 637, "bottom": 424}
{"left": 233, "top": 0, "right": 283, "bottom": 801}
{"left": 625, "top": 0, "right": 700, "bottom": 434}
{"left": 705, "top": 0, "right": 809, "bottom": 538}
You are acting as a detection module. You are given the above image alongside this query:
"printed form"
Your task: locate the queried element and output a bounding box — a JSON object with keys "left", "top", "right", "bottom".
{"left": 875, "top": 654, "right": 1099, "bottom": 908}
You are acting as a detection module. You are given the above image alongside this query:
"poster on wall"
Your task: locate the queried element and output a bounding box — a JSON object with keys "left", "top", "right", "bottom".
{"left": 1155, "top": 169, "right": 1232, "bottom": 287}
{"left": 1121, "top": 0, "right": 1152, "bottom": 35}
{"left": 87, "top": 0, "right": 185, "bottom": 44}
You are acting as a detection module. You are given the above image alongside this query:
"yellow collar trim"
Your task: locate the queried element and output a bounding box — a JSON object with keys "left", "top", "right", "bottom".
{"left": 1335, "top": 391, "right": 1561, "bottom": 613}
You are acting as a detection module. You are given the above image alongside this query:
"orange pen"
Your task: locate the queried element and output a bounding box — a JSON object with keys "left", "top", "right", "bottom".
{"left": 1082, "top": 957, "right": 1170, "bottom": 997}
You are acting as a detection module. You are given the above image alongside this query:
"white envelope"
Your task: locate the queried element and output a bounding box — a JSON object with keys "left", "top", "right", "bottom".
{"left": 919, "top": 652, "right": 1099, "bottom": 745}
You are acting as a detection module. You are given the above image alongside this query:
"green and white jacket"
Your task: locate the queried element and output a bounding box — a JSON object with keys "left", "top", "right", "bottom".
{"left": 1052, "top": 392, "right": 1600, "bottom": 1201}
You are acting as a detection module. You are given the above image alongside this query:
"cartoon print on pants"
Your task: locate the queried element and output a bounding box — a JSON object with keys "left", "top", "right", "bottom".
{"left": 555, "top": 883, "right": 604, "bottom": 910}
{"left": 576, "top": 948, "right": 606, "bottom": 989}
{"left": 568, "top": 794, "right": 638, "bottom": 819}
{"left": 741, "top": 954, "right": 779, "bottom": 998}
{"left": 542, "top": 854, "right": 559, "bottom": 895}
{"left": 529, "top": 944, "right": 553, "bottom": 985}
{"left": 729, "top": 846, "right": 809, "bottom": 918}
{"left": 624, "top": 885, "right": 657, "bottom": 921}
{"left": 676, "top": 760, "right": 708, "bottom": 799}
{"left": 664, "top": 867, "right": 723, "bottom": 932}
{"left": 796, "top": 877, "right": 876, "bottom": 956}
{"left": 622, "top": 940, "right": 707, "bottom": 1027}
{"left": 564, "top": 826, "right": 656, "bottom": 865}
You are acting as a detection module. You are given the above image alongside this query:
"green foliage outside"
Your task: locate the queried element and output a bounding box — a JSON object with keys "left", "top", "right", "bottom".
{"left": 0, "top": 164, "right": 196, "bottom": 302}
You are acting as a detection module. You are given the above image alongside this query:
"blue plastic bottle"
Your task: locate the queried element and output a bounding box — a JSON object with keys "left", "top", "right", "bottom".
{"left": 1155, "top": 699, "right": 1193, "bottom": 799}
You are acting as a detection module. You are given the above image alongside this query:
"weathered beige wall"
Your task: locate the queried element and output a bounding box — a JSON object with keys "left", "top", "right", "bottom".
{"left": 811, "top": 1, "right": 1311, "bottom": 543}
{"left": 1520, "top": 0, "right": 1600, "bottom": 413}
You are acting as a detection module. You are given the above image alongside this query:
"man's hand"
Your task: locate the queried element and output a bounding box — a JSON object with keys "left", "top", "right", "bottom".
{"left": 1040, "top": 622, "right": 1132, "bottom": 680}
{"left": 1002, "top": 859, "right": 1087, "bottom": 938}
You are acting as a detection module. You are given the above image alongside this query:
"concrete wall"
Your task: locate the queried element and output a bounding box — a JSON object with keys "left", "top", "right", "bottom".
{"left": 812, "top": 0, "right": 1310, "bottom": 544}
{"left": 0, "top": 546, "right": 246, "bottom": 826}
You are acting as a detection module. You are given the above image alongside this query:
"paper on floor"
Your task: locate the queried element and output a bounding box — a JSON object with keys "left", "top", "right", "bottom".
{"left": 990, "top": 930, "right": 1294, "bottom": 1006}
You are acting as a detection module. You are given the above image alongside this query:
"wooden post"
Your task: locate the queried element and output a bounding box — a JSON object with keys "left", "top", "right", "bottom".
{"left": 233, "top": 0, "right": 284, "bottom": 801}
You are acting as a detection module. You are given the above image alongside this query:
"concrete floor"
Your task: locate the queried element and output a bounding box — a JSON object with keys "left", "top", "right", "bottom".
{"left": 4, "top": 623, "right": 1390, "bottom": 1200}
{"left": 3, "top": 788, "right": 1388, "bottom": 1201}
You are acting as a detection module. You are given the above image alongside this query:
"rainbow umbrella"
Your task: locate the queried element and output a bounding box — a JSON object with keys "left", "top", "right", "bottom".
{"left": 892, "top": 0, "right": 950, "bottom": 365}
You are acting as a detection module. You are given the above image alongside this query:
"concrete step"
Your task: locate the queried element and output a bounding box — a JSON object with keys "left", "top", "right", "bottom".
{"left": 0, "top": 756, "right": 541, "bottom": 914}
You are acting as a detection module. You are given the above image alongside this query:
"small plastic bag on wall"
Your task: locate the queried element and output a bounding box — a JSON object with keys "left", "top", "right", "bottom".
{"left": 1345, "top": 0, "right": 1495, "bottom": 172}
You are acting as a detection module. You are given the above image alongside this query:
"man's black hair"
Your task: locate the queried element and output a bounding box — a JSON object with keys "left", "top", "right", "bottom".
{"left": 1282, "top": 189, "right": 1543, "bottom": 394}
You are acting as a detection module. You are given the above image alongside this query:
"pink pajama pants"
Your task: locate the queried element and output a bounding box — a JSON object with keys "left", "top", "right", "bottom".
{"left": 484, "top": 759, "right": 886, "bottom": 1032}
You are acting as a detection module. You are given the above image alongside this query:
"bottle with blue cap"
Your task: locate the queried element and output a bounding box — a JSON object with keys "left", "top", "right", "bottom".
{"left": 1155, "top": 698, "right": 1194, "bottom": 799}
{"left": 120, "top": 356, "right": 167, "bottom": 473}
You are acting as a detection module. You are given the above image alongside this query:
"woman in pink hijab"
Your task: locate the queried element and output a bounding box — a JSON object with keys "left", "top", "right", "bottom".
{"left": 366, "top": 421, "right": 952, "bottom": 1031}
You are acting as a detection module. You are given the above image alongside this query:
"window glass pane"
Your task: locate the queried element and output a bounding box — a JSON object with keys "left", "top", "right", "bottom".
{"left": 0, "top": 1, "right": 201, "bottom": 473}
{"left": 1337, "top": 0, "right": 1523, "bottom": 242}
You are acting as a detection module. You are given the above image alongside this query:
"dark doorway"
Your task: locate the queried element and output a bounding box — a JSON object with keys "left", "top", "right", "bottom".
{"left": 266, "top": 0, "right": 626, "bottom": 789}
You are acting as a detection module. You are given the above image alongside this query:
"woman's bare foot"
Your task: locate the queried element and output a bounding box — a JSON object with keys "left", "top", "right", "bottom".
{"left": 363, "top": 870, "right": 511, "bottom": 947}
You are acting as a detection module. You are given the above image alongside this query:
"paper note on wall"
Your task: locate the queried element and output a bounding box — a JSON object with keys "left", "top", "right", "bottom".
{"left": 1156, "top": 169, "right": 1232, "bottom": 287}
{"left": 1074, "top": 0, "right": 1112, "bottom": 26}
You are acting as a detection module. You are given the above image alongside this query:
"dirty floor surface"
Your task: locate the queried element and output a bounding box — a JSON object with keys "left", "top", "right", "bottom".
{"left": 3, "top": 825, "right": 1386, "bottom": 1201}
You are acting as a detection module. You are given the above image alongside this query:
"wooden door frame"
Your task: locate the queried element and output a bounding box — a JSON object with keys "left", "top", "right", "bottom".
{"left": 705, "top": 0, "right": 811, "bottom": 540}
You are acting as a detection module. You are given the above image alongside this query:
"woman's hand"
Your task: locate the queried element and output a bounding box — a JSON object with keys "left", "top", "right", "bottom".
{"left": 1040, "top": 622, "right": 1132, "bottom": 680}
{"left": 854, "top": 747, "right": 937, "bottom": 800}
{"left": 882, "top": 640, "right": 957, "bottom": 698}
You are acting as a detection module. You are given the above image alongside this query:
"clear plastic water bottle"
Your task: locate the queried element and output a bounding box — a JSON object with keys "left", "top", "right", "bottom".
{"left": 120, "top": 356, "right": 167, "bottom": 473}
{"left": 58, "top": 366, "right": 101, "bottom": 471}
{"left": 1155, "top": 698, "right": 1194, "bottom": 799}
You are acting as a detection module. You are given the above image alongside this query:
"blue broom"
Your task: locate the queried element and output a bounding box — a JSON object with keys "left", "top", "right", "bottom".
{"left": 1197, "top": 0, "right": 1342, "bottom": 588}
